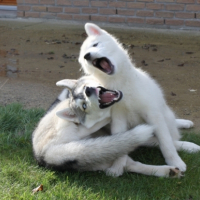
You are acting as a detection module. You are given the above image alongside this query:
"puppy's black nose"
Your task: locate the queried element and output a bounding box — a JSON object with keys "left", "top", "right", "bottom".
{"left": 84, "top": 53, "right": 91, "bottom": 61}
{"left": 85, "top": 87, "right": 94, "bottom": 97}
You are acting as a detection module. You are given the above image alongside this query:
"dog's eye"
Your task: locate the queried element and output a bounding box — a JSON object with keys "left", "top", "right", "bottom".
{"left": 82, "top": 103, "right": 87, "bottom": 110}
{"left": 93, "top": 43, "right": 98, "bottom": 47}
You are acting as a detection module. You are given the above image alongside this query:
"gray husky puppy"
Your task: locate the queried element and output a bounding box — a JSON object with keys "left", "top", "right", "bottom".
{"left": 32, "top": 76, "right": 154, "bottom": 173}
{"left": 32, "top": 76, "right": 181, "bottom": 177}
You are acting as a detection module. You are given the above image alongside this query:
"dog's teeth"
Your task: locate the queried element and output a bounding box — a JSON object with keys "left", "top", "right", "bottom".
{"left": 93, "top": 60, "right": 97, "bottom": 66}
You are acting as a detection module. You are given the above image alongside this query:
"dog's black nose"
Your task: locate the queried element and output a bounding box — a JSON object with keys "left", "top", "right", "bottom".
{"left": 84, "top": 53, "right": 91, "bottom": 61}
{"left": 85, "top": 87, "right": 94, "bottom": 97}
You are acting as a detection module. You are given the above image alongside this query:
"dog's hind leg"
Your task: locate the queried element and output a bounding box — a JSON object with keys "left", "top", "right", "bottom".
{"left": 176, "top": 119, "right": 194, "bottom": 129}
{"left": 146, "top": 112, "right": 186, "bottom": 172}
{"left": 125, "top": 157, "right": 183, "bottom": 178}
{"left": 174, "top": 141, "right": 200, "bottom": 153}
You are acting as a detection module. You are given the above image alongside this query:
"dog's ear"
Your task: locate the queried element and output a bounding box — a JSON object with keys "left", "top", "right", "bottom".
{"left": 56, "top": 79, "right": 77, "bottom": 91}
{"left": 85, "top": 23, "right": 102, "bottom": 36}
{"left": 56, "top": 108, "right": 79, "bottom": 123}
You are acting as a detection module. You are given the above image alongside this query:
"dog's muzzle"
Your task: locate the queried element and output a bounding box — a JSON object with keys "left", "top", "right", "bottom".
{"left": 84, "top": 54, "right": 114, "bottom": 75}
{"left": 84, "top": 53, "right": 91, "bottom": 61}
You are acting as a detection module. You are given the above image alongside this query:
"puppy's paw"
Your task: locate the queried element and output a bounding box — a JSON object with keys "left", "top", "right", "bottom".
{"left": 106, "top": 166, "right": 124, "bottom": 177}
{"left": 169, "top": 167, "right": 184, "bottom": 178}
{"left": 166, "top": 157, "right": 186, "bottom": 172}
{"left": 176, "top": 119, "right": 194, "bottom": 129}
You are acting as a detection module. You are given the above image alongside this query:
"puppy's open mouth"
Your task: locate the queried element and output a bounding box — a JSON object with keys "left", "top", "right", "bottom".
{"left": 97, "top": 86, "right": 122, "bottom": 109}
{"left": 92, "top": 57, "right": 114, "bottom": 75}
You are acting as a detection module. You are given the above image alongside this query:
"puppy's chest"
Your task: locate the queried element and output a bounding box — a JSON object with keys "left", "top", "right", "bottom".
{"left": 127, "top": 112, "right": 144, "bottom": 128}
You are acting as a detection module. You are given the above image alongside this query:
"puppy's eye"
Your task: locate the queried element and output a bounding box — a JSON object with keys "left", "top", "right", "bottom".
{"left": 82, "top": 103, "right": 87, "bottom": 110}
{"left": 93, "top": 43, "right": 98, "bottom": 47}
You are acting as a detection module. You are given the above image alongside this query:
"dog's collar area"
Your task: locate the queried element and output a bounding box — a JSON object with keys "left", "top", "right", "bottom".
{"left": 92, "top": 57, "right": 114, "bottom": 75}
{"left": 97, "top": 86, "right": 122, "bottom": 109}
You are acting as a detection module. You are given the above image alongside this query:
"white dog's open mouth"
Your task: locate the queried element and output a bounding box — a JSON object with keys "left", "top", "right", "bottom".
{"left": 92, "top": 57, "right": 114, "bottom": 75}
{"left": 96, "top": 86, "right": 122, "bottom": 109}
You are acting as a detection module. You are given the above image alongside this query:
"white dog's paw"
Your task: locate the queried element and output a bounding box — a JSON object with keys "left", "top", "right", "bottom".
{"left": 176, "top": 119, "right": 194, "bottom": 129}
{"left": 175, "top": 141, "right": 200, "bottom": 153}
{"left": 166, "top": 157, "right": 186, "bottom": 172}
{"left": 169, "top": 167, "right": 184, "bottom": 178}
{"left": 182, "top": 143, "right": 200, "bottom": 153}
{"left": 185, "top": 144, "right": 200, "bottom": 153}
{"left": 106, "top": 166, "right": 124, "bottom": 177}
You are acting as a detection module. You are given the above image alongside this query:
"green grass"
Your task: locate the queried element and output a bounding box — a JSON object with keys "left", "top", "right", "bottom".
{"left": 0, "top": 103, "right": 200, "bottom": 199}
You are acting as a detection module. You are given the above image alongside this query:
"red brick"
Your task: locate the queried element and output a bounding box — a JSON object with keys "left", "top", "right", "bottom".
{"left": 109, "top": 1, "right": 126, "bottom": 8}
{"left": 91, "top": 15, "right": 108, "bottom": 22}
{"left": 118, "top": 9, "right": 135, "bottom": 16}
{"left": 73, "top": 15, "right": 89, "bottom": 21}
{"left": 166, "top": 4, "right": 184, "bottom": 11}
{"left": 82, "top": 8, "right": 98, "bottom": 14}
{"left": 40, "top": 12, "right": 56, "bottom": 18}
{"left": 99, "top": 8, "right": 116, "bottom": 15}
{"left": 175, "top": 12, "right": 195, "bottom": 19}
{"left": 25, "top": 12, "right": 40, "bottom": 18}
{"left": 57, "top": 13, "right": 73, "bottom": 19}
{"left": 40, "top": 0, "right": 55, "bottom": 5}
{"left": 146, "top": 18, "right": 164, "bottom": 25}
{"left": 185, "top": 20, "right": 200, "bottom": 27}
{"left": 137, "top": 0, "right": 154, "bottom": 2}
{"left": 32, "top": 6, "right": 47, "bottom": 12}
{"left": 177, "top": 0, "right": 195, "bottom": 3}
{"left": 24, "top": 0, "right": 38, "bottom": 4}
{"left": 109, "top": 16, "right": 126, "bottom": 23}
{"left": 127, "top": 17, "right": 145, "bottom": 24}
{"left": 64, "top": 8, "right": 80, "bottom": 14}
{"left": 56, "top": 0, "right": 71, "bottom": 6}
{"left": 156, "top": 0, "right": 175, "bottom": 2}
{"left": 73, "top": 0, "right": 89, "bottom": 6}
{"left": 17, "top": 5, "right": 31, "bottom": 11}
{"left": 165, "top": 19, "right": 184, "bottom": 26}
{"left": 197, "top": 0, "right": 200, "bottom": 3}
{"left": 17, "top": 11, "right": 24, "bottom": 17}
{"left": 146, "top": 3, "right": 164, "bottom": 10}
{"left": 155, "top": 11, "right": 174, "bottom": 18}
{"left": 57, "top": 13, "right": 72, "bottom": 19}
{"left": 91, "top": 1, "right": 108, "bottom": 7}
{"left": 48, "top": 7, "right": 63, "bottom": 12}
{"left": 186, "top": 5, "right": 200, "bottom": 11}
{"left": 127, "top": 2, "right": 145, "bottom": 9}
{"left": 136, "top": 10, "right": 154, "bottom": 17}
{"left": 17, "top": 0, "right": 23, "bottom": 4}
{"left": 197, "top": 13, "right": 200, "bottom": 19}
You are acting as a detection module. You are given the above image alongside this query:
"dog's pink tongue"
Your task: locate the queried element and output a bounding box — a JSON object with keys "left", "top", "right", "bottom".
{"left": 99, "top": 92, "right": 116, "bottom": 103}
{"left": 100, "top": 60, "right": 111, "bottom": 72}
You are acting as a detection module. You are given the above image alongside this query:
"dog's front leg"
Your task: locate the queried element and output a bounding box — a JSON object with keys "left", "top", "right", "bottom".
{"left": 106, "top": 112, "right": 128, "bottom": 177}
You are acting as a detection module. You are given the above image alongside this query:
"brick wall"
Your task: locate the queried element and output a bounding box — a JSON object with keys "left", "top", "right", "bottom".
{"left": 17, "top": 0, "right": 200, "bottom": 29}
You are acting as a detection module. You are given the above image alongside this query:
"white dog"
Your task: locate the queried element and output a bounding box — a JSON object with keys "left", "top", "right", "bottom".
{"left": 79, "top": 23, "right": 200, "bottom": 176}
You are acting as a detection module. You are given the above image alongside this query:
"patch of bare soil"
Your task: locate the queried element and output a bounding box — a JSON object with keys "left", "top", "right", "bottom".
{"left": 0, "top": 20, "right": 200, "bottom": 131}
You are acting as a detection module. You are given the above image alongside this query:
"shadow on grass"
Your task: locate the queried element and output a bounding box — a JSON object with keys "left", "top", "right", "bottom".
{"left": 1, "top": 103, "right": 200, "bottom": 199}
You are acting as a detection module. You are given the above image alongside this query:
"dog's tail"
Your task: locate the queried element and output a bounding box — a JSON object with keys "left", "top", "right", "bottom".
{"left": 36, "top": 124, "right": 154, "bottom": 171}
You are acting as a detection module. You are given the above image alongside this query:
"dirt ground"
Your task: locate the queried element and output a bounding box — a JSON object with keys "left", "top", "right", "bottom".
{"left": 0, "top": 19, "right": 200, "bottom": 131}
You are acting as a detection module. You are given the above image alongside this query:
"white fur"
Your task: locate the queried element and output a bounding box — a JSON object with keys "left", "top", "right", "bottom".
{"left": 79, "top": 23, "right": 200, "bottom": 176}
{"left": 32, "top": 77, "right": 183, "bottom": 178}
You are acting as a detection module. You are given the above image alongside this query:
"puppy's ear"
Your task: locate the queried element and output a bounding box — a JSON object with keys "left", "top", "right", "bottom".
{"left": 56, "top": 79, "right": 77, "bottom": 91}
{"left": 56, "top": 108, "right": 79, "bottom": 123}
{"left": 85, "top": 23, "right": 102, "bottom": 36}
